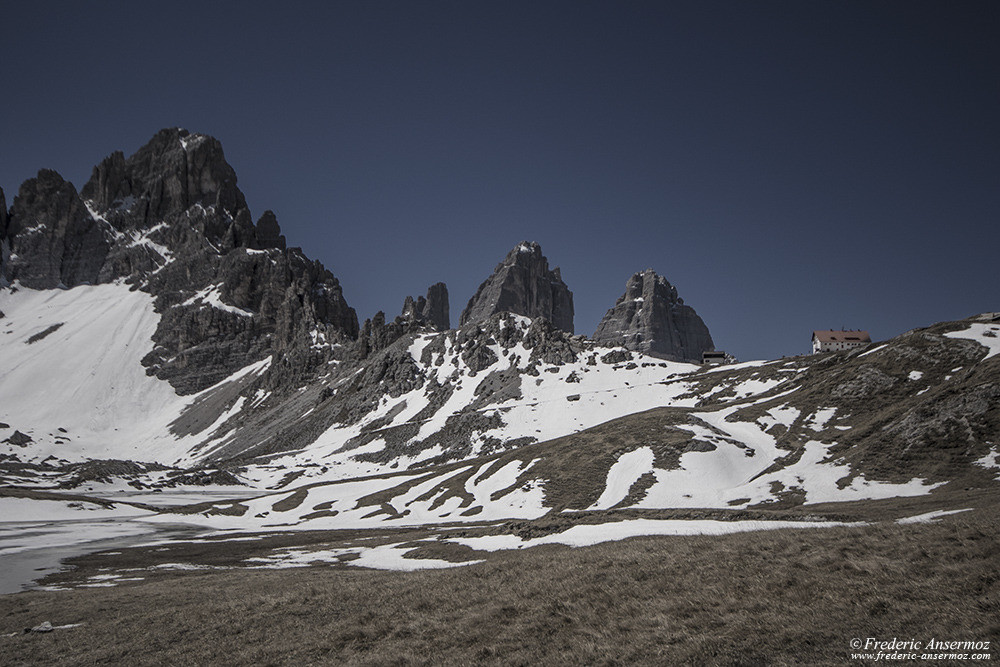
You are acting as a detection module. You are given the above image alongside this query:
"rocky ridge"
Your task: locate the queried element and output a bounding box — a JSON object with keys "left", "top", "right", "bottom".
{"left": 1, "top": 129, "right": 999, "bottom": 521}
{"left": 593, "top": 269, "right": 714, "bottom": 363}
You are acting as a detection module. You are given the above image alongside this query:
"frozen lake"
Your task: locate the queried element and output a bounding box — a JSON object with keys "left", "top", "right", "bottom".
{"left": 0, "top": 487, "right": 261, "bottom": 594}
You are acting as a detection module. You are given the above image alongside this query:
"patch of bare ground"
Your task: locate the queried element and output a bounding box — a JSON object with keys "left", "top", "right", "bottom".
{"left": 2, "top": 502, "right": 997, "bottom": 665}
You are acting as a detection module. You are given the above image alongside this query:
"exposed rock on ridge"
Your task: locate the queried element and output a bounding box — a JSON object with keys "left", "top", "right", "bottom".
{"left": 401, "top": 282, "right": 450, "bottom": 331}
{"left": 0, "top": 187, "right": 8, "bottom": 240}
{"left": 593, "top": 269, "right": 714, "bottom": 363}
{"left": 0, "top": 187, "right": 9, "bottom": 283}
{"left": 81, "top": 128, "right": 249, "bottom": 232}
{"left": 357, "top": 282, "right": 451, "bottom": 357}
{"left": 460, "top": 241, "right": 574, "bottom": 333}
{"left": 2, "top": 170, "right": 110, "bottom": 289}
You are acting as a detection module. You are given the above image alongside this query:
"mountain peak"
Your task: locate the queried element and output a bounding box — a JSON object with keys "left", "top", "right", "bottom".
{"left": 2, "top": 129, "right": 359, "bottom": 392}
{"left": 460, "top": 241, "right": 574, "bottom": 333}
{"left": 81, "top": 127, "right": 248, "bottom": 226}
{"left": 592, "top": 269, "right": 713, "bottom": 363}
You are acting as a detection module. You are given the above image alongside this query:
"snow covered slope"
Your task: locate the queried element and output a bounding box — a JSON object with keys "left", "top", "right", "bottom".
{"left": 0, "top": 284, "right": 271, "bottom": 466}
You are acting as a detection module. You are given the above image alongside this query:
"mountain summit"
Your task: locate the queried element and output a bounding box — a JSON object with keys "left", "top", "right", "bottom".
{"left": 460, "top": 241, "right": 574, "bottom": 333}
{"left": 593, "top": 269, "right": 714, "bottom": 363}
{"left": 1, "top": 128, "right": 359, "bottom": 393}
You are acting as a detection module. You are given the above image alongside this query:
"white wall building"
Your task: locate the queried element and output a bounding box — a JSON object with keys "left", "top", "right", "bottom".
{"left": 812, "top": 330, "right": 871, "bottom": 354}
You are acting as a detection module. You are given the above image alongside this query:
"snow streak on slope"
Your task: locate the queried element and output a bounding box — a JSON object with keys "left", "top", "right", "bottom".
{"left": 143, "top": 457, "right": 549, "bottom": 532}
{"left": 449, "top": 518, "right": 858, "bottom": 551}
{"left": 588, "top": 447, "right": 655, "bottom": 510}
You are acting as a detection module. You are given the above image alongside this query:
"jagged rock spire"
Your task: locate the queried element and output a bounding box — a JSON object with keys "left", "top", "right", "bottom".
{"left": 593, "top": 269, "right": 713, "bottom": 363}
{"left": 2, "top": 170, "right": 110, "bottom": 288}
{"left": 460, "top": 241, "right": 574, "bottom": 333}
{"left": 402, "top": 282, "right": 450, "bottom": 331}
{"left": 254, "top": 210, "right": 286, "bottom": 250}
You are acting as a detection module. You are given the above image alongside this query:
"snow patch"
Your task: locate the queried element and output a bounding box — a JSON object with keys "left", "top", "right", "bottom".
{"left": 588, "top": 447, "right": 655, "bottom": 510}
{"left": 450, "top": 518, "right": 856, "bottom": 552}
{"left": 944, "top": 323, "right": 1000, "bottom": 360}
{"left": 896, "top": 509, "right": 973, "bottom": 524}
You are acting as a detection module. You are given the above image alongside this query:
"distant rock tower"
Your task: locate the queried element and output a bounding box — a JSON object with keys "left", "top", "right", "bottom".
{"left": 593, "top": 269, "right": 714, "bottom": 363}
{"left": 460, "top": 241, "right": 574, "bottom": 333}
{"left": 401, "top": 282, "right": 450, "bottom": 331}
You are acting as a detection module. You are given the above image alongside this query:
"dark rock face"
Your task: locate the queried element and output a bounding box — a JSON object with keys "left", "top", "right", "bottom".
{"left": 0, "top": 187, "right": 8, "bottom": 281}
{"left": 81, "top": 128, "right": 249, "bottom": 231}
{"left": 142, "top": 246, "right": 358, "bottom": 393}
{"left": 592, "top": 270, "right": 714, "bottom": 363}
{"left": 3, "top": 128, "right": 359, "bottom": 393}
{"left": 0, "top": 186, "right": 8, "bottom": 240}
{"left": 401, "top": 282, "right": 450, "bottom": 331}
{"left": 254, "top": 210, "right": 286, "bottom": 250}
{"left": 2, "top": 170, "right": 111, "bottom": 288}
{"left": 460, "top": 242, "right": 574, "bottom": 333}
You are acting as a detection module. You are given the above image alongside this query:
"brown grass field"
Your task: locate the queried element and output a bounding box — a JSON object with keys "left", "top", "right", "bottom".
{"left": 2, "top": 494, "right": 998, "bottom": 666}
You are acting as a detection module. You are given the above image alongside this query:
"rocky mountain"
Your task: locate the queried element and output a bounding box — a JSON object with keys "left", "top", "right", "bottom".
{"left": 2, "top": 129, "right": 998, "bottom": 531}
{"left": 2, "top": 128, "right": 358, "bottom": 394}
{"left": 460, "top": 241, "right": 574, "bottom": 333}
{"left": 593, "top": 269, "right": 714, "bottom": 363}
{"left": 2, "top": 170, "right": 110, "bottom": 289}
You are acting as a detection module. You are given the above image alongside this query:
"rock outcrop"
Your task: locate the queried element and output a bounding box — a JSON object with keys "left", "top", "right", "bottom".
{"left": 592, "top": 269, "right": 713, "bottom": 363}
{"left": 253, "top": 210, "right": 286, "bottom": 250}
{"left": 2, "top": 170, "right": 111, "bottom": 288}
{"left": 81, "top": 127, "right": 249, "bottom": 233}
{"left": 357, "top": 283, "right": 452, "bottom": 357}
{"left": 460, "top": 242, "right": 574, "bottom": 333}
{"left": 0, "top": 187, "right": 8, "bottom": 240}
{"left": 401, "top": 282, "right": 450, "bottom": 331}
{"left": 0, "top": 187, "right": 8, "bottom": 282}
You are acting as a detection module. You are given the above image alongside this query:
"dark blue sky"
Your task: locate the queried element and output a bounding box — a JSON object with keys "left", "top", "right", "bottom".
{"left": 2, "top": 1, "right": 997, "bottom": 360}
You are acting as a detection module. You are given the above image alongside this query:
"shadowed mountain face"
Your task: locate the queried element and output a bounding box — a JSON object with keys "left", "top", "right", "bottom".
{"left": 1, "top": 128, "right": 359, "bottom": 393}
{"left": 2, "top": 170, "right": 109, "bottom": 289}
{"left": 81, "top": 128, "right": 249, "bottom": 231}
{"left": 460, "top": 241, "right": 574, "bottom": 333}
{"left": 593, "top": 269, "right": 714, "bottom": 363}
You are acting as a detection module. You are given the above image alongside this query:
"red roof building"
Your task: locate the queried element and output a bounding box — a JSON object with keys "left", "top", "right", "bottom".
{"left": 812, "top": 330, "right": 871, "bottom": 354}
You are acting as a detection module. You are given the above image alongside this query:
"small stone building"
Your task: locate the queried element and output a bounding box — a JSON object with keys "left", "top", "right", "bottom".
{"left": 812, "top": 330, "right": 871, "bottom": 354}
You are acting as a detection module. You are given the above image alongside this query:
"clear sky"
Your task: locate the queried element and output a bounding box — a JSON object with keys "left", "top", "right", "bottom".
{"left": 1, "top": 1, "right": 997, "bottom": 361}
